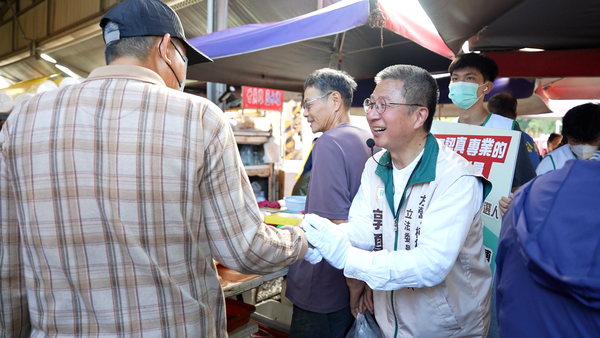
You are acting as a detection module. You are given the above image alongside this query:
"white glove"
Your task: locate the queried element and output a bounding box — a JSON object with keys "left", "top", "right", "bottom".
{"left": 301, "top": 213, "right": 350, "bottom": 270}
{"left": 304, "top": 247, "right": 323, "bottom": 264}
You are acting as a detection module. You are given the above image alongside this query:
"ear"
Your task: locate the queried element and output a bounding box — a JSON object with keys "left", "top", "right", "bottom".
{"left": 158, "top": 33, "right": 173, "bottom": 66}
{"left": 413, "top": 106, "right": 429, "bottom": 130}
{"left": 331, "top": 91, "right": 343, "bottom": 111}
{"left": 483, "top": 81, "right": 494, "bottom": 93}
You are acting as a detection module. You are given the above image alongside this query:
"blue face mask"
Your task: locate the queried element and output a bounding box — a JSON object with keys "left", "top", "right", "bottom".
{"left": 448, "top": 81, "right": 488, "bottom": 110}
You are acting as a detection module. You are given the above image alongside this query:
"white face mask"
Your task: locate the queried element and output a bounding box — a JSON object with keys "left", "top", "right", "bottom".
{"left": 571, "top": 144, "right": 599, "bottom": 159}
{"left": 177, "top": 68, "right": 187, "bottom": 92}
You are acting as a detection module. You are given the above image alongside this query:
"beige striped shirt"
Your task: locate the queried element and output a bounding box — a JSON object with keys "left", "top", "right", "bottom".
{"left": 0, "top": 65, "right": 307, "bottom": 337}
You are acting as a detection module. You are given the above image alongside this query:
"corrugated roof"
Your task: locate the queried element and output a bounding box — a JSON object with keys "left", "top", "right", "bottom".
{"left": 0, "top": 0, "right": 321, "bottom": 82}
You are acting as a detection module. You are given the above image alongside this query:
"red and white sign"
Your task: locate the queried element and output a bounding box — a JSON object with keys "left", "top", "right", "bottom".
{"left": 432, "top": 120, "right": 521, "bottom": 274}
{"left": 435, "top": 135, "right": 512, "bottom": 178}
{"left": 242, "top": 86, "right": 284, "bottom": 111}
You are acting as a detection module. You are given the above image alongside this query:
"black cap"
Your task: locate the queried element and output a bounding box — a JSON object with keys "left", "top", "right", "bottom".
{"left": 100, "top": 0, "right": 212, "bottom": 65}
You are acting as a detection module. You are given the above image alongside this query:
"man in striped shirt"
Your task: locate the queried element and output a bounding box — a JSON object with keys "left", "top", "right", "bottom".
{"left": 0, "top": 0, "right": 308, "bottom": 336}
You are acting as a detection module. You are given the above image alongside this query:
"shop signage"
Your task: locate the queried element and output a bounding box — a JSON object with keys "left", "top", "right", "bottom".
{"left": 242, "top": 86, "right": 284, "bottom": 111}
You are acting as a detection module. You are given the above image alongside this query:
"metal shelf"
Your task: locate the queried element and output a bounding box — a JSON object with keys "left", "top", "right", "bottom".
{"left": 235, "top": 130, "right": 278, "bottom": 200}
{"left": 234, "top": 130, "right": 271, "bottom": 145}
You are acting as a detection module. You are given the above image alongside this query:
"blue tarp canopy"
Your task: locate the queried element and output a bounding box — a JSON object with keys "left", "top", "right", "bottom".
{"left": 187, "top": 0, "right": 453, "bottom": 92}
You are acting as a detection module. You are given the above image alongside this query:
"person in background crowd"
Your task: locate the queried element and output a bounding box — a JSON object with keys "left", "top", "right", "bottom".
{"left": 0, "top": 0, "right": 309, "bottom": 336}
{"left": 546, "top": 132, "right": 563, "bottom": 154}
{"left": 501, "top": 103, "right": 600, "bottom": 216}
{"left": 447, "top": 59, "right": 536, "bottom": 328}
{"left": 536, "top": 103, "right": 600, "bottom": 175}
{"left": 448, "top": 53, "right": 536, "bottom": 191}
{"left": 286, "top": 68, "right": 376, "bottom": 338}
{"left": 496, "top": 148, "right": 600, "bottom": 337}
{"left": 488, "top": 92, "right": 541, "bottom": 168}
{"left": 302, "top": 64, "right": 493, "bottom": 337}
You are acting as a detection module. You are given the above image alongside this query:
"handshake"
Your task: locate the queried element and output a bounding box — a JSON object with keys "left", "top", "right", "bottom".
{"left": 301, "top": 214, "right": 351, "bottom": 269}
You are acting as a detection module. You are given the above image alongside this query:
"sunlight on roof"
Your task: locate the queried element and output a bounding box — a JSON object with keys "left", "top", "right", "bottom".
{"left": 381, "top": 0, "right": 439, "bottom": 34}
{"left": 0, "top": 76, "right": 10, "bottom": 89}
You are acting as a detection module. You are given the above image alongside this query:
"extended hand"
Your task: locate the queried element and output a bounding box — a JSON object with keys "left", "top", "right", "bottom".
{"left": 303, "top": 247, "right": 323, "bottom": 264}
{"left": 499, "top": 193, "right": 514, "bottom": 217}
{"left": 301, "top": 213, "right": 351, "bottom": 269}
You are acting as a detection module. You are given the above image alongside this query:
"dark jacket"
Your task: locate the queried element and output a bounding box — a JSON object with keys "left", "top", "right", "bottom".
{"left": 496, "top": 159, "right": 600, "bottom": 337}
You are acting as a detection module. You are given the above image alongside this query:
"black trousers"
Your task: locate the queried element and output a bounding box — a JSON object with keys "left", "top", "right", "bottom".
{"left": 289, "top": 304, "right": 355, "bottom": 338}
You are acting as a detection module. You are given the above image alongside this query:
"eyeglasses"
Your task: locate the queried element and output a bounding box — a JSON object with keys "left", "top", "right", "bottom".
{"left": 303, "top": 92, "right": 333, "bottom": 111}
{"left": 171, "top": 40, "right": 188, "bottom": 65}
{"left": 363, "top": 97, "right": 423, "bottom": 115}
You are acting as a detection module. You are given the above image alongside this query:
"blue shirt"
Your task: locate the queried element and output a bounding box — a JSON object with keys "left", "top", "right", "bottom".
{"left": 522, "top": 132, "right": 540, "bottom": 169}
{"left": 496, "top": 159, "right": 600, "bottom": 337}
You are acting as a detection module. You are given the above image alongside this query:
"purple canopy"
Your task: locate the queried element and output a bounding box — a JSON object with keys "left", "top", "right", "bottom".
{"left": 189, "top": 0, "right": 370, "bottom": 59}
{"left": 187, "top": 0, "right": 453, "bottom": 92}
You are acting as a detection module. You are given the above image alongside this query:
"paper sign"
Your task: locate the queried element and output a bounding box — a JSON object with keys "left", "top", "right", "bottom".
{"left": 432, "top": 121, "right": 521, "bottom": 273}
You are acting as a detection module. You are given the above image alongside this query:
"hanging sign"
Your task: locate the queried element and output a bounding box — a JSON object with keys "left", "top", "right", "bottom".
{"left": 242, "top": 86, "right": 284, "bottom": 111}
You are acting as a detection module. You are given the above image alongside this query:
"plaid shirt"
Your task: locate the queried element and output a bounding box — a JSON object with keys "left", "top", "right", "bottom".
{"left": 0, "top": 65, "right": 307, "bottom": 337}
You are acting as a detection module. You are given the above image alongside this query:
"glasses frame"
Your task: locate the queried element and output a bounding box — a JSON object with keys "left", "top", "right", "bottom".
{"left": 363, "top": 97, "right": 423, "bottom": 115}
{"left": 303, "top": 92, "right": 333, "bottom": 111}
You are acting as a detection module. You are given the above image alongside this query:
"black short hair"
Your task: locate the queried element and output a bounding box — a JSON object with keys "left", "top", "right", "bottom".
{"left": 562, "top": 103, "right": 600, "bottom": 143}
{"left": 374, "top": 64, "right": 439, "bottom": 132}
{"left": 488, "top": 93, "right": 517, "bottom": 120}
{"left": 304, "top": 68, "right": 357, "bottom": 110}
{"left": 548, "top": 132, "right": 562, "bottom": 144}
{"left": 448, "top": 53, "right": 499, "bottom": 82}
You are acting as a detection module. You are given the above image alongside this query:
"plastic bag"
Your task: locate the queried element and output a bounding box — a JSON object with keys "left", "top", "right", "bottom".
{"left": 262, "top": 137, "right": 280, "bottom": 163}
{"left": 345, "top": 312, "right": 383, "bottom": 338}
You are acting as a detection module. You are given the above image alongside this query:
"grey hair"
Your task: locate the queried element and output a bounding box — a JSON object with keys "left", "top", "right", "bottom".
{"left": 103, "top": 21, "right": 158, "bottom": 65}
{"left": 304, "top": 68, "right": 357, "bottom": 109}
{"left": 375, "top": 65, "right": 439, "bottom": 132}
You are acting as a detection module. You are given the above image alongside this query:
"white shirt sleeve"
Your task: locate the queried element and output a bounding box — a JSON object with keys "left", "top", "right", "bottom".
{"left": 343, "top": 175, "right": 484, "bottom": 290}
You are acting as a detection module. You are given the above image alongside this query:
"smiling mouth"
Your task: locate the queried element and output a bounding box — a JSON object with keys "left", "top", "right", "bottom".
{"left": 373, "top": 127, "right": 386, "bottom": 132}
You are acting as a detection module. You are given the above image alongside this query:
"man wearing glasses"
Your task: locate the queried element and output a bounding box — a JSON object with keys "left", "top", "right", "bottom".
{"left": 286, "top": 68, "right": 376, "bottom": 338}
{"left": 300, "top": 65, "right": 493, "bottom": 337}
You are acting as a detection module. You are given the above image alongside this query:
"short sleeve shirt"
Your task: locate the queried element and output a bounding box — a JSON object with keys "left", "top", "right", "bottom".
{"left": 286, "top": 123, "right": 375, "bottom": 313}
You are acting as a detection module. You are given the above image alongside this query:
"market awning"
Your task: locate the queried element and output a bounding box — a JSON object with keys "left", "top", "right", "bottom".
{"left": 186, "top": 0, "right": 454, "bottom": 92}
{"left": 417, "top": 0, "right": 600, "bottom": 78}
{"left": 483, "top": 49, "right": 600, "bottom": 78}
{"left": 418, "top": 0, "right": 600, "bottom": 55}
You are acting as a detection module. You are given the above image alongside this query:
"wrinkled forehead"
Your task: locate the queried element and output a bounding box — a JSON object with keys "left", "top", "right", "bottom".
{"left": 303, "top": 86, "right": 322, "bottom": 99}
{"left": 372, "top": 79, "right": 405, "bottom": 100}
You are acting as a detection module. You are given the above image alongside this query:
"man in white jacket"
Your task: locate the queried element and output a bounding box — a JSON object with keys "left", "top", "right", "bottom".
{"left": 302, "top": 65, "right": 493, "bottom": 337}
